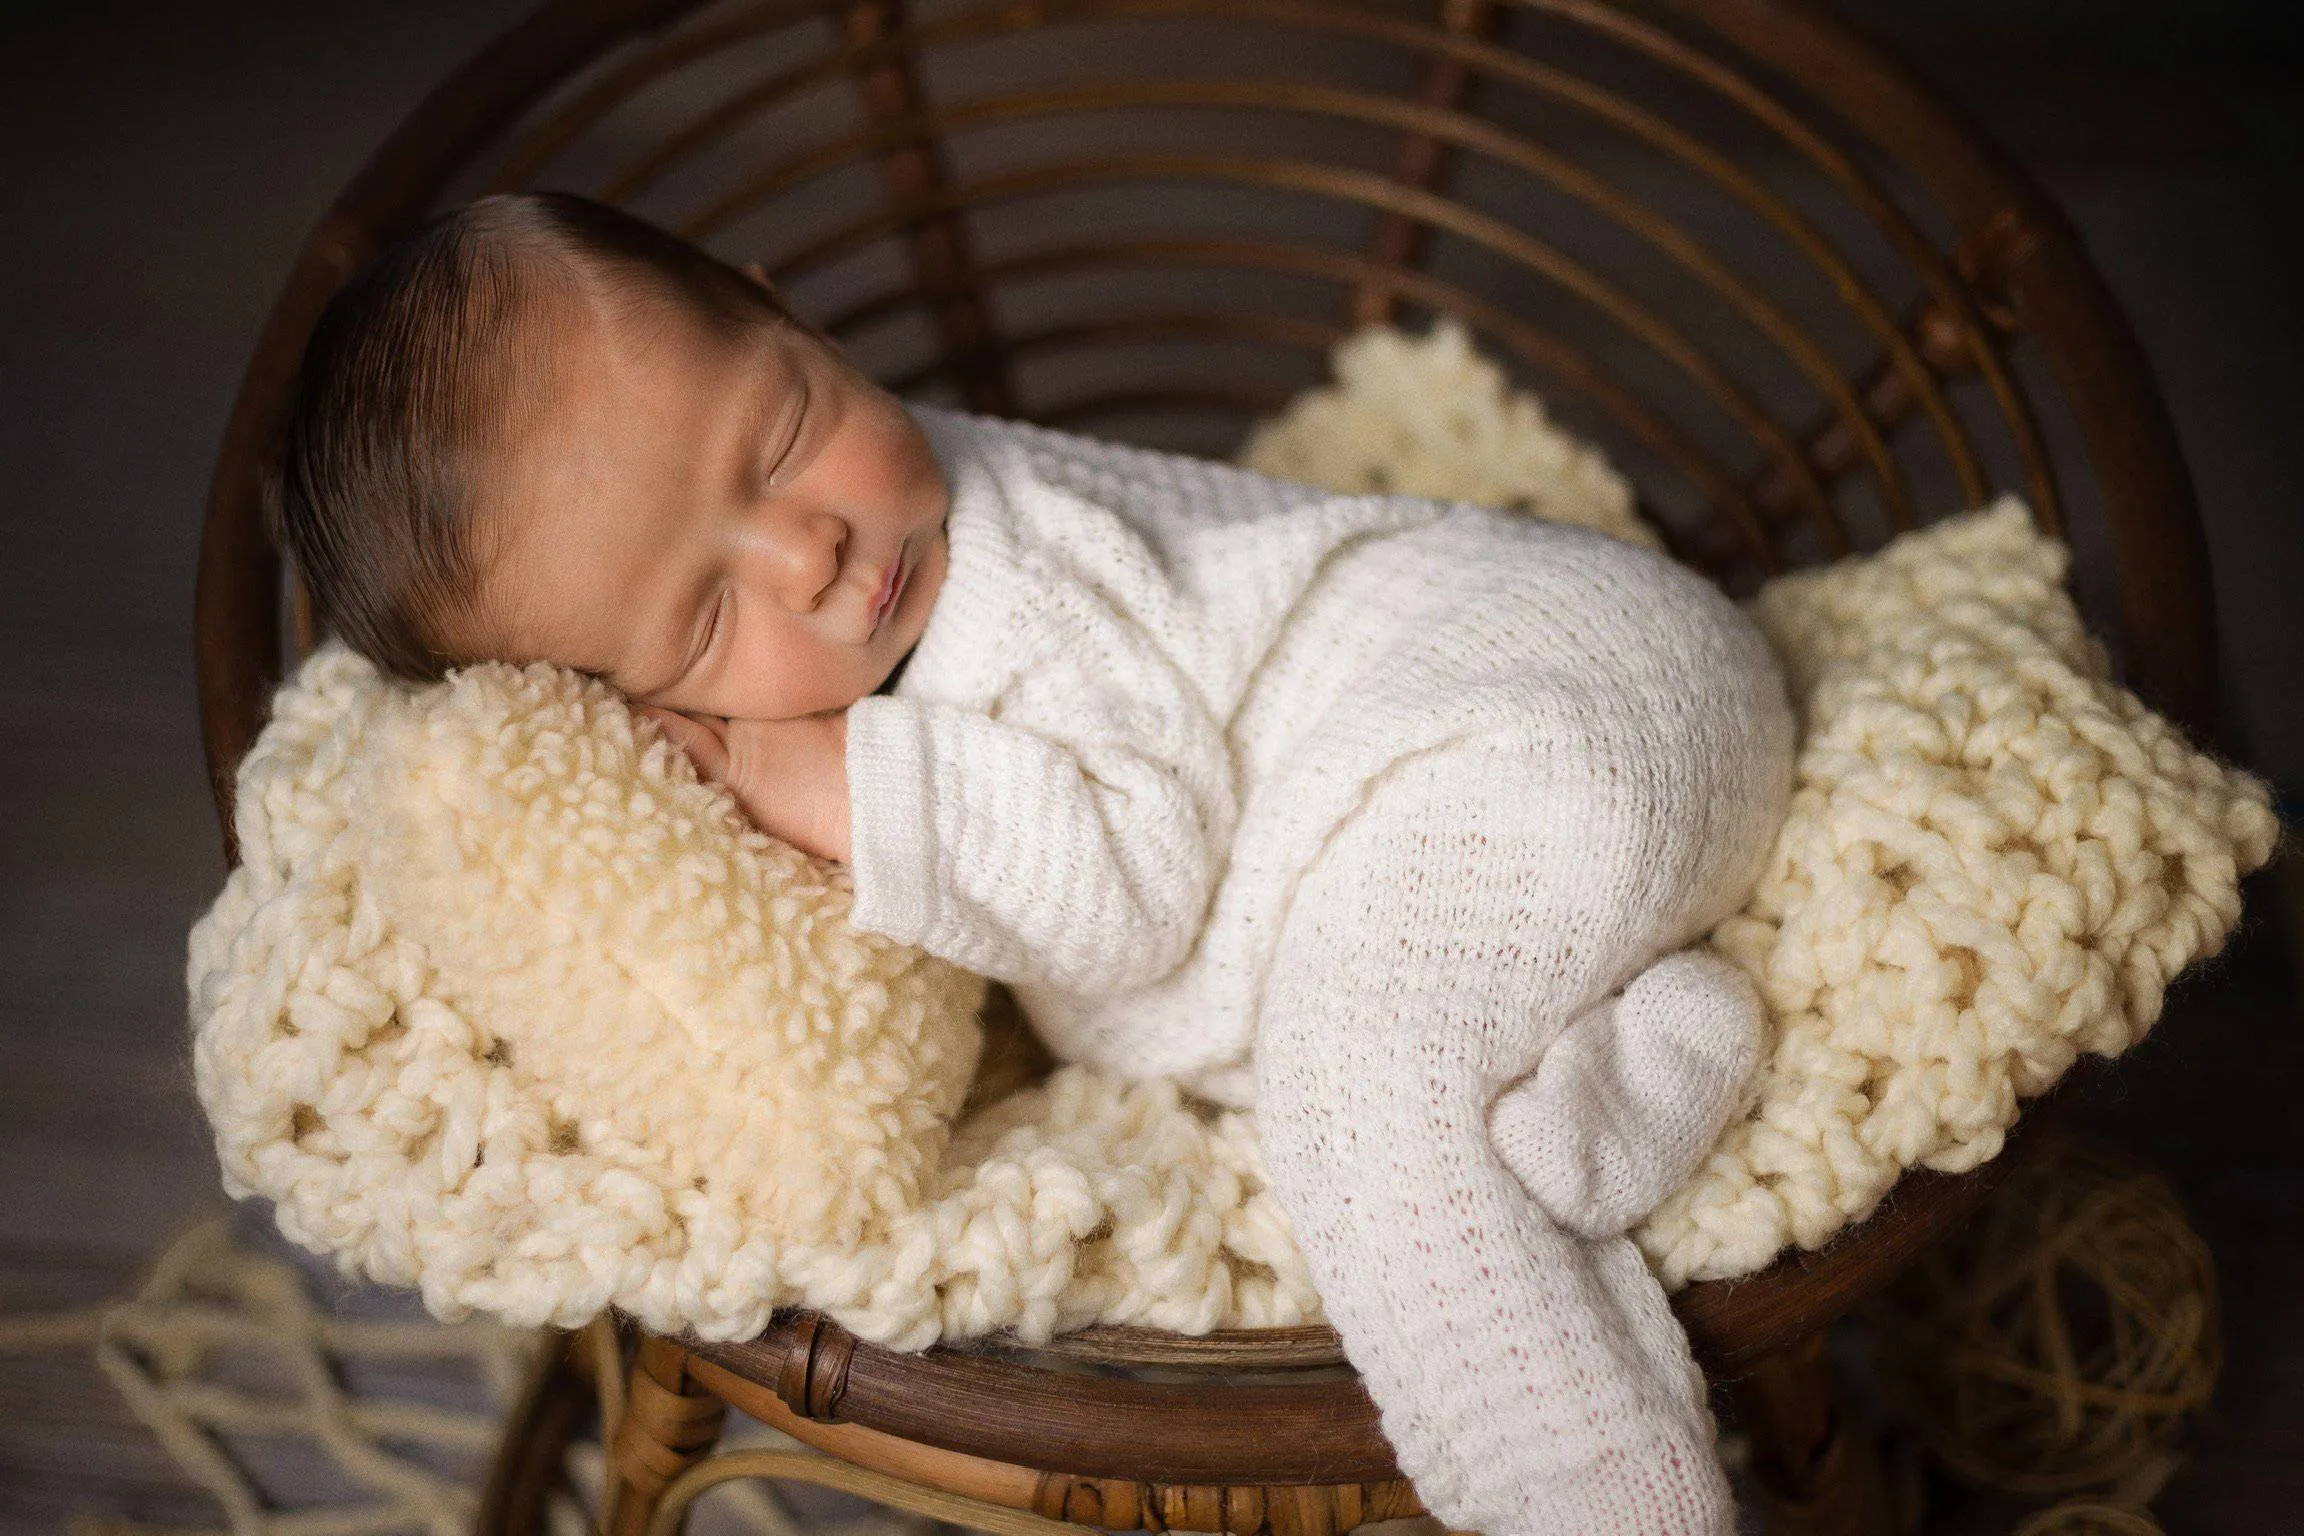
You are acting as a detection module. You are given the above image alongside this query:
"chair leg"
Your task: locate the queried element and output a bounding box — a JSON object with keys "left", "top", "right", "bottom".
{"left": 606, "top": 1334, "right": 728, "bottom": 1536}
{"left": 476, "top": 1328, "right": 596, "bottom": 1536}
{"left": 1724, "top": 1329, "right": 1895, "bottom": 1536}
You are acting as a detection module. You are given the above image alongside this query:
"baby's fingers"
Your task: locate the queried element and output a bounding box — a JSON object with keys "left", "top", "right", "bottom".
{"left": 639, "top": 706, "right": 731, "bottom": 783}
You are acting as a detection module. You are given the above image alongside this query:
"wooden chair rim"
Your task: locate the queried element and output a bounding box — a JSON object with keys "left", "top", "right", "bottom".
{"left": 197, "top": 0, "right": 2215, "bottom": 853}
{"left": 193, "top": 0, "right": 2205, "bottom": 1491}
{"left": 679, "top": 1085, "right": 2068, "bottom": 1484}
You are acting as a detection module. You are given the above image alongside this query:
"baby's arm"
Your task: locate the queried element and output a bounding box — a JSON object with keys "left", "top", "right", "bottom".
{"left": 842, "top": 689, "right": 1234, "bottom": 995}
{"left": 640, "top": 707, "right": 852, "bottom": 865}
{"left": 1486, "top": 947, "right": 1763, "bottom": 1240}
{"left": 642, "top": 689, "right": 1227, "bottom": 1000}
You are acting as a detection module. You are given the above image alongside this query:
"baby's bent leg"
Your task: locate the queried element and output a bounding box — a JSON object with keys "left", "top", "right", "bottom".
{"left": 1252, "top": 749, "right": 1734, "bottom": 1536}
{"left": 1487, "top": 947, "right": 1764, "bottom": 1240}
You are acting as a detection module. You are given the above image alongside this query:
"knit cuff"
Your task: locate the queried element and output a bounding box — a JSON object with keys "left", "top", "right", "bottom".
{"left": 844, "top": 694, "right": 941, "bottom": 947}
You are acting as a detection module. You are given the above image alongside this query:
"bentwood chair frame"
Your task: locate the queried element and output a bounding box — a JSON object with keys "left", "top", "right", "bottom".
{"left": 191, "top": 2, "right": 2217, "bottom": 1533}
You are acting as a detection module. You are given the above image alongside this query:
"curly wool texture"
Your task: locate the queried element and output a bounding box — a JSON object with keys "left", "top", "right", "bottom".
{"left": 188, "top": 644, "right": 1321, "bottom": 1346}
{"left": 189, "top": 322, "right": 2280, "bottom": 1343}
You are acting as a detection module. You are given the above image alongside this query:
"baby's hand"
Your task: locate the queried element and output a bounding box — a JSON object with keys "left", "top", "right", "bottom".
{"left": 639, "top": 706, "right": 852, "bottom": 864}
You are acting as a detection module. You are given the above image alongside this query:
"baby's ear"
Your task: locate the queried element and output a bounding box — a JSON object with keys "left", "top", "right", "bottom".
{"left": 740, "top": 261, "right": 799, "bottom": 320}
{"left": 743, "top": 263, "right": 838, "bottom": 347}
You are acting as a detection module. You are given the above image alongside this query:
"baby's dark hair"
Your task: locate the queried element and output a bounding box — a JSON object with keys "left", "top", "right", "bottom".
{"left": 266, "top": 190, "right": 792, "bottom": 683}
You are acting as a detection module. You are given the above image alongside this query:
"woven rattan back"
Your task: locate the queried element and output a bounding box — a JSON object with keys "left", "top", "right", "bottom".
{"left": 197, "top": 0, "right": 2212, "bottom": 855}
{"left": 204, "top": 11, "right": 2206, "bottom": 1505}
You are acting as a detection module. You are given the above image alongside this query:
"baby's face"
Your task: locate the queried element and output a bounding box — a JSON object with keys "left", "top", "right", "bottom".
{"left": 465, "top": 273, "right": 949, "bottom": 723}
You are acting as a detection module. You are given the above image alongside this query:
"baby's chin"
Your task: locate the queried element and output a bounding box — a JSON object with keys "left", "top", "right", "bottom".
{"left": 860, "top": 629, "right": 924, "bottom": 704}
{"left": 871, "top": 520, "right": 946, "bottom": 687}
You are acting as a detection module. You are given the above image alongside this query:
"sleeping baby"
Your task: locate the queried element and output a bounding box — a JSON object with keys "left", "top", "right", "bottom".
{"left": 272, "top": 189, "right": 1797, "bottom": 1536}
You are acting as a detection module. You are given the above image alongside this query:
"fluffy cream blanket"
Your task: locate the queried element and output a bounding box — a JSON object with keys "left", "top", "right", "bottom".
{"left": 187, "top": 322, "right": 2279, "bottom": 1345}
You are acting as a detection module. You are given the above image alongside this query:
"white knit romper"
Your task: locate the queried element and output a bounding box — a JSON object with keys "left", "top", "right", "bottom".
{"left": 845, "top": 403, "right": 1798, "bottom": 1536}
{"left": 1242, "top": 508, "right": 1796, "bottom": 1535}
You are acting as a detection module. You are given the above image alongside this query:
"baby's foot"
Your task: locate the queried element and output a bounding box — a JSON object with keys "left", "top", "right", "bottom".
{"left": 1487, "top": 947, "right": 1763, "bottom": 1239}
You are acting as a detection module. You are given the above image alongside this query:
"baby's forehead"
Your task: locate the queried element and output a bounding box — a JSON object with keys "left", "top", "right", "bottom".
{"left": 533, "top": 249, "right": 775, "bottom": 349}
{"left": 460, "top": 268, "right": 773, "bottom": 644}
{"left": 476, "top": 266, "right": 704, "bottom": 444}
{"left": 495, "top": 256, "right": 634, "bottom": 362}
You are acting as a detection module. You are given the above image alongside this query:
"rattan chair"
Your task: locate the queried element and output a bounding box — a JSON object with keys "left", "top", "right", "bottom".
{"left": 192, "top": 2, "right": 2219, "bottom": 1532}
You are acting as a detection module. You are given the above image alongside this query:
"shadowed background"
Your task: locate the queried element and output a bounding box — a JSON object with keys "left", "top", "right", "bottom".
{"left": 1, "top": 1, "right": 2297, "bottom": 1530}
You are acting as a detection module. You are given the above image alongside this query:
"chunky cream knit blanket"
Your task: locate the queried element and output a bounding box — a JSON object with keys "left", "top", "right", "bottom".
{"left": 187, "top": 321, "right": 2279, "bottom": 1350}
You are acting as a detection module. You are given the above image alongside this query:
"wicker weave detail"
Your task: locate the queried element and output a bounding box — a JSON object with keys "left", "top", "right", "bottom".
{"left": 775, "top": 1311, "right": 861, "bottom": 1421}
{"left": 609, "top": 1337, "right": 730, "bottom": 1526}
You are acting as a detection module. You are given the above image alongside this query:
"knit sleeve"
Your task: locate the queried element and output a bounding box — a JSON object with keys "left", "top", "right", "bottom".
{"left": 843, "top": 683, "right": 1233, "bottom": 995}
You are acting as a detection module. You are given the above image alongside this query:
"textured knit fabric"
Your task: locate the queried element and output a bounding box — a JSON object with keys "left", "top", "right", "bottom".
{"left": 189, "top": 502, "right": 2276, "bottom": 1363}
{"left": 846, "top": 402, "right": 1799, "bottom": 1535}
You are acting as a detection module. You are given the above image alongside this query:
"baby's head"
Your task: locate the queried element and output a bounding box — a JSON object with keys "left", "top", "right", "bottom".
{"left": 271, "top": 190, "right": 949, "bottom": 722}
